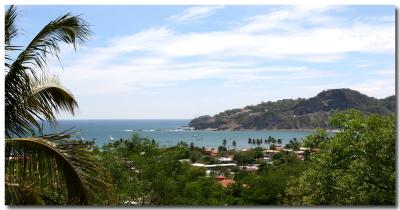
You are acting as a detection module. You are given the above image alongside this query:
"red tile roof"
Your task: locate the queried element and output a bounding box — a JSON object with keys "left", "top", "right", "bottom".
{"left": 218, "top": 179, "right": 235, "bottom": 188}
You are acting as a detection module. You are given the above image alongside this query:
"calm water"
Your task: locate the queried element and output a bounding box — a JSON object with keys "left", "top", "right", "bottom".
{"left": 43, "top": 120, "right": 317, "bottom": 149}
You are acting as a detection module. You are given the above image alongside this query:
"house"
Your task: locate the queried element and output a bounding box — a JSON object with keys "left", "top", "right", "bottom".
{"left": 299, "top": 147, "right": 310, "bottom": 151}
{"left": 217, "top": 157, "right": 233, "bottom": 162}
{"left": 216, "top": 175, "right": 235, "bottom": 188}
{"left": 179, "top": 159, "right": 191, "bottom": 163}
{"left": 191, "top": 163, "right": 237, "bottom": 168}
{"left": 311, "top": 148, "right": 320, "bottom": 153}
{"left": 263, "top": 149, "right": 280, "bottom": 157}
{"left": 294, "top": 150, "right": 305, "bottom": 160}
{"left": 243, "top": 164, "right": 259, "bottom": 172}
{"left": 263, "top": 157, "right": 272, "bottom": 163}
{"left": 204, "top": 148, "right": 218, "bottom": 157}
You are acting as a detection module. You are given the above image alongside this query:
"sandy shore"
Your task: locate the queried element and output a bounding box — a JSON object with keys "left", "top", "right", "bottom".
{"left": 199, "top": 128, "right": 340, "bottom": 133}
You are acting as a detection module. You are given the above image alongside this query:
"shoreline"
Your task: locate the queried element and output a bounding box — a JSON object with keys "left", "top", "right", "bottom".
{"left": 201, "top": 128, "right": 340, "bottom": 133}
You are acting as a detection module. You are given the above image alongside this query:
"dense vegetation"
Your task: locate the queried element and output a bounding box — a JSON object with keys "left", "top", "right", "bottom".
{"left": 189, "top": 89, "right": 395, "bottom": 130}
{"left": 88, "top": 110, "right": 395, "bottom": 206}
{"left": 286, "top": 110, "right": 396, "bottom": 205}
{"left": 90, "top": 134, "right": 309, "bottom": 205}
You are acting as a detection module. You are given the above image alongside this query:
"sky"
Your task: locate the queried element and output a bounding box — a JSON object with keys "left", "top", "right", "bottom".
{"left": 11, "top": 5, "right": 395, "bottom": 119}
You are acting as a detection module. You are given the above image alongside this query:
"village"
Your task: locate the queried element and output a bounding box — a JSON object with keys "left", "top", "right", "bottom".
{"left": 178, "top": 136, "right": 321, "bottom": 188}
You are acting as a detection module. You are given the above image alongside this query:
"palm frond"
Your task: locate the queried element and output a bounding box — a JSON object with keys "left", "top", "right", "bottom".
{"left": 5, "top": 5, "right": 18, "bottom": 50}
{"left": 5, "top": 182, "right": 45, "bottom": 205}
{"left": 5, "top": 75, "right": 78, "bottom": 138}
{"left": 27, "top": 75, "right": 78, "bottom": 129}
{"left": 5, "top": 133, "right": 112, "bottom": 205}
{"left": 5, "top": 13, "right": 90, "bottom": 138}
{"left": 7, "top": 13, "right": 90, "bottom": 75}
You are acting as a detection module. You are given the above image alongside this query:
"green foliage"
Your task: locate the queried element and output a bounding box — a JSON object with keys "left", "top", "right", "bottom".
{"left": 287, "top": 110, "right": 395, "bottom": 205}
{"left": 98, "top": 134, "right": 226, "bottom": 205}
{"left": 190, "top": 150, "right": 203, "bottom": 163}
{"left": 271, "top": 151, "right": 300, "bottom": 165}
{"left": 236, "top": 161, "right": 309, "bottom": 205}
{"left": 234, "top": 152, "right": 255, "bottom": 165}
{"left": 302, "top": 128, "right": 329, "bottom": 149}
{"left": 234, "top": 148, "right": 263, "bottom": 165}
{"left": 189, "top": 89, "right": 394, "bottom": 130}
{"left": 284, "top": 138, "right": 301, "bottom": 150}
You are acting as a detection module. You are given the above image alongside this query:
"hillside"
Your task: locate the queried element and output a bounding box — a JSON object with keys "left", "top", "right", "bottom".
{"left": 189, "top": 88, "right": 395, "bottom": 130}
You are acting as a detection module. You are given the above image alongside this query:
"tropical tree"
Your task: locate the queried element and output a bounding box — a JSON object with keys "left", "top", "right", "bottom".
{"left": 248, "top": 138, "right": 252, "bottom": 145}
{"left": 5, "top": 6, "right": 110, "bottom": 205}
{"left": 287, "top": 110, "right": 395, "bottom": 205}
{"left": 285, "top": 138, "right": 300, "bottom": 151}
{"left": 267, "top": 136, "right": 273, "bottom": 144}
{"left": 302, "top": 129, "right": 328, "bottom": 149}
{"left": 232, "top": 141, "right": 237, "bottom": 150}
{"left": 222, "top": 139, "right": 227, "bottom": 147}
{"left": 277, "top": 138, "right": 282, "bottom": 145}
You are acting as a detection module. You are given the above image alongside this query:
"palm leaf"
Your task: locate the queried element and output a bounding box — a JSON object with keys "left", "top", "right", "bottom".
{"left": 27, "top": 75, "right": 78, "bottom": 131}
{"left": 5, "top": 10, "right": 90, "bottom": 138}
{"left": 7, "top": 12, "right": 90, "bottom": 74}
{"left": 5, "top": 75, "right": 79, "bottom": 138}
{"left": 5, "top": 5, "right": 19, "bottom": 51}
{"left": 5, "top": 132, "right": 112, "bottom": 205}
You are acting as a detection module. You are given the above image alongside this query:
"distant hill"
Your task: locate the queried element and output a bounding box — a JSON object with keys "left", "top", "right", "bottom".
{"left": 189, "top": 88, "right": 395, "bottom": 130}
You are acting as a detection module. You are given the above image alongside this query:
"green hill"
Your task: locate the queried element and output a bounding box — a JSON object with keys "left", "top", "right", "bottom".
{"left": 189, "top": 88, "right": 395, "bottom": 130}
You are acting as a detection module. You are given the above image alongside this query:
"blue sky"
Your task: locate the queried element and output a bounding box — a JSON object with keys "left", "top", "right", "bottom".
{"left": 12, "top": 5, "right": 395, "bottom": 119}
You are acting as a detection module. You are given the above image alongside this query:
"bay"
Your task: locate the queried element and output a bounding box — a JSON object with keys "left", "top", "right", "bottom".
{"left": 43, "top": 119, "right": 318, "bottom": 149}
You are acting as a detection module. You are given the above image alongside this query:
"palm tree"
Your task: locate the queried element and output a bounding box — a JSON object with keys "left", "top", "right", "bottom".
{"left": 277, "top": 138, "right": 282, "bottom": 145}
{"left": 5, "top": 6, "right": 110, "bottom": 205}
{"left": 232, "top": 140, "right": 237, "bottom": 150}
{"left": 248, "top": 138, "right": 252, "bottom": 145}
{"left": 268, "top": 136, "right": 272, "bottom": 143}
{"left": 287, "top": 138, "right": 300, "bottom": 151}
{"left": 222, "top": 138, "right": 227, "bottom": 147}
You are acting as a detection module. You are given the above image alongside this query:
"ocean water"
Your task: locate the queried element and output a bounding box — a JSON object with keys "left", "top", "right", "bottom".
{"left": 43, "top": 119, "right": 317, "bottom": 149}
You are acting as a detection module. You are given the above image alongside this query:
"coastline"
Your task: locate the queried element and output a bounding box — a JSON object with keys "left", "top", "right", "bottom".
{"left": 201, "top": 128, "right": 340, "bottom": 133}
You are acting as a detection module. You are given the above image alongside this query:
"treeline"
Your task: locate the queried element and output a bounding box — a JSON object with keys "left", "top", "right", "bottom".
{"left": 90, "top": 134, "right": 310, "bottom": 205}
{"left": 189, "top": 88, "right": 395, "bottom": 130}
{"left": 89, "top": 110, "right": 395, "bottom": 205}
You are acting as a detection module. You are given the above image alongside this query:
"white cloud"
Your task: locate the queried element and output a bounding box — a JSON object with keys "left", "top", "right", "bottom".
{"left": 156, "top": 23, "right": 393, "bottom": 59}
{"left": 365, "top": 69, "right": 394, "bottom": 76}
{"left": 168, "top": 6, "right": 224, "bottom": 22}
{"left": 236, "top": 5, "right": 342, "bottom": 33}
{"left": 350, "top": 79, "right": 395, "bottom": 98}
{"left": 50, "top": 5, "right": 394, "bottom": 99}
